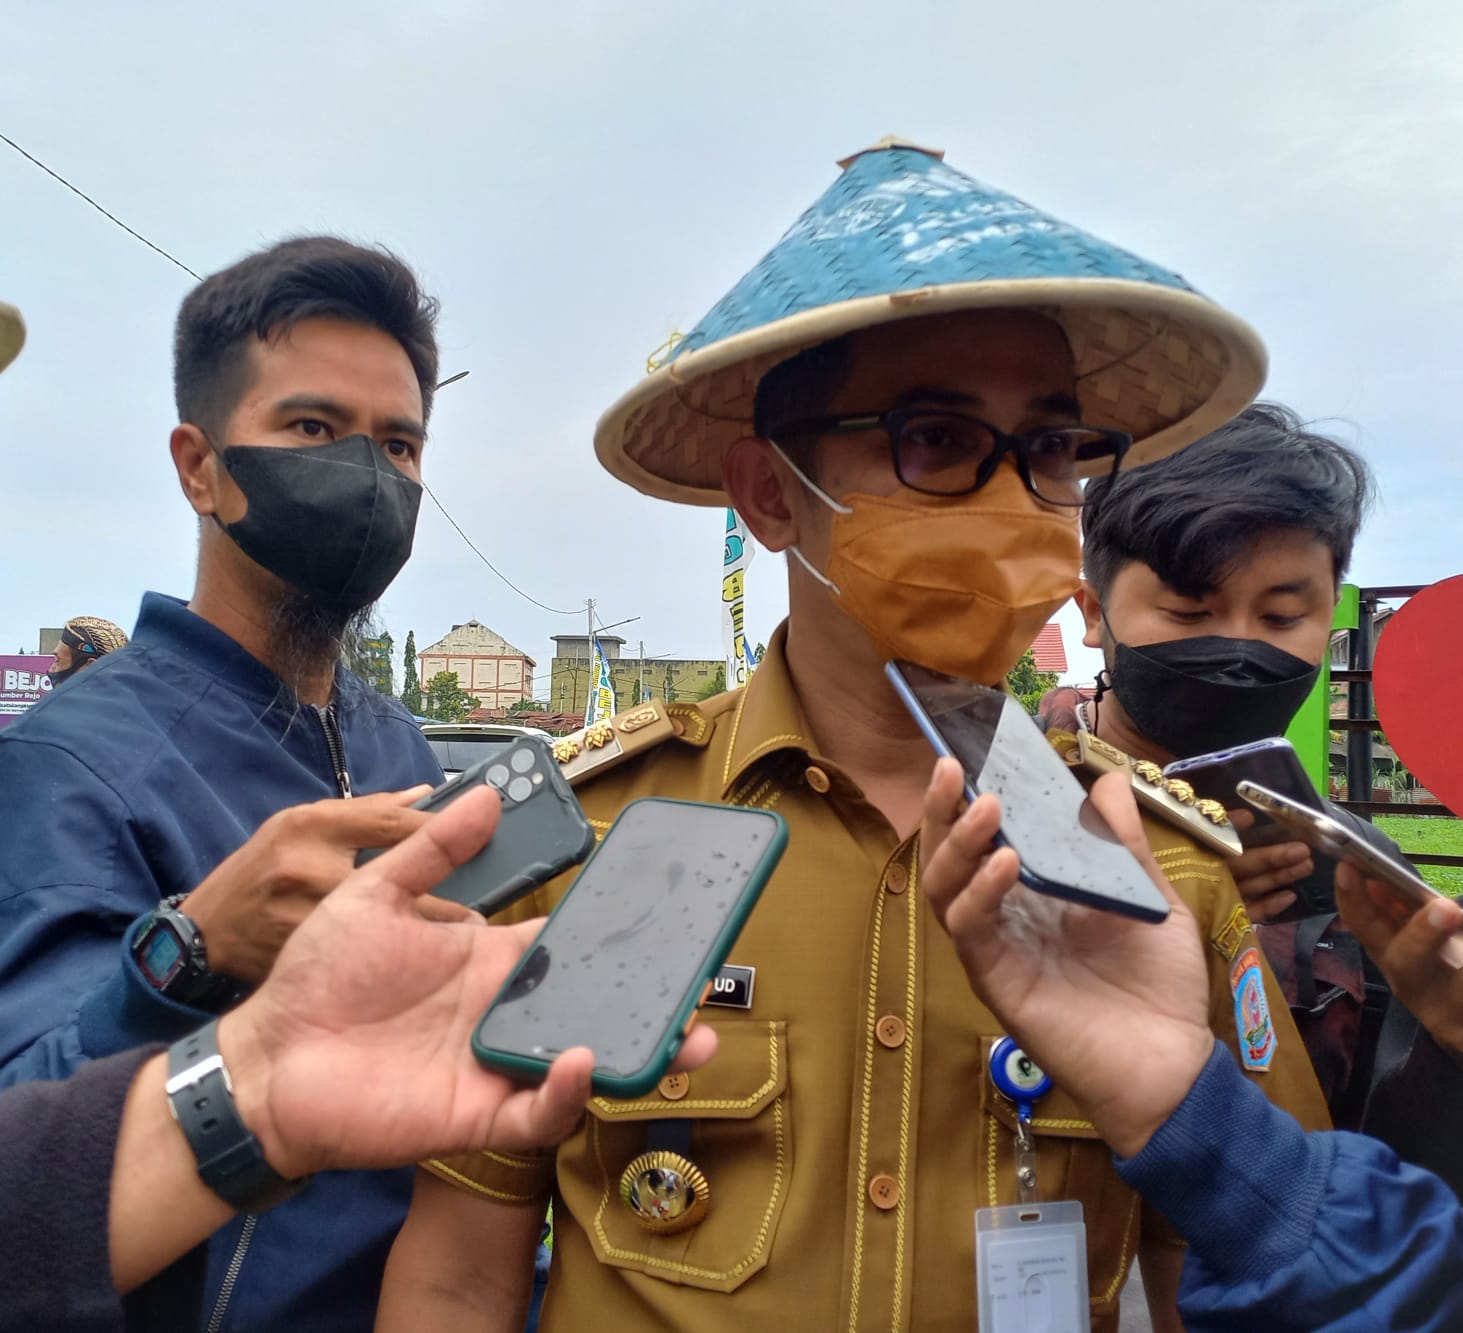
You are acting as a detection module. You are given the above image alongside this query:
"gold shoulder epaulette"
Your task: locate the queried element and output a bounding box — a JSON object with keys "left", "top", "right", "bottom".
{"left": 1047, "top": 729, "right": 1242, "bottom": 857}
{"left": 549, "top": 700, "right": 709, "bottom": 787}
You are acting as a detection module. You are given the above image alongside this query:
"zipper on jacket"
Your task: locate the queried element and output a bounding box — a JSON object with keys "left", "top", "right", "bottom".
{"left": 205, "top": 1213, "right": 257, "bottom": 1333}
{"left": 314, "top": 704, "right": 353, "bottom": 798}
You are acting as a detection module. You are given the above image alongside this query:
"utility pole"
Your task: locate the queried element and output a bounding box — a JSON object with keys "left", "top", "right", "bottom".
{"left": 584, "top": 598, "right": 595, "bottom": 719}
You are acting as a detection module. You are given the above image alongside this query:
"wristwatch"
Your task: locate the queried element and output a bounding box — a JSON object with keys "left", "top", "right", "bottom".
{"left": 132, "top": 895, "right": 241, "bottom": 1011}
{"left": 166, "top": 1019, "right": 306, "bottom": 1212}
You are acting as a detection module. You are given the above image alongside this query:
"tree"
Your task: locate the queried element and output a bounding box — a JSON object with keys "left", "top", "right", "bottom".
{"left": 1005, "top": 648, "right": 1059, "bottom": 716}
{"left": 370, "top": 631, "right": 396, "bottom": 698}
{"left": 754, "top": 642, "right": 767, "bottom": 665}
{"left": 696, "top": 664, "right": 727, "bottom": 700}
{"left": 341, "top": 618, "right": 394, "bottom": 698}
{"left": 508, "top": 698, "right": 547, "bottom": 715}
{"left": 401, "top": 631, "right": 423, "bottom": 715}
{"left": 422, "top": 670, "right": 475, "bottom": 723}
{"left": 345, "top": 628, "right": 393, "bottom": 698}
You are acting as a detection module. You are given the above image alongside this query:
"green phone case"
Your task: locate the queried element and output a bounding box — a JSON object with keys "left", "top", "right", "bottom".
{"left": 471, "top": 796, "right": 788, "bottom": 1098}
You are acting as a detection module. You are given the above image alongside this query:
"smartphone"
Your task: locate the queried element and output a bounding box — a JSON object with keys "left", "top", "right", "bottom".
{"left": 1237, "top": 780, "right": 1463, "bottom": 968}
{"left": 886, "top": 660, "right": 1170, "bottom": 922}
{"left": 356, "top": 736, "right": 595, "bottom": 914}
{"left": 1164, "top": 738, "right": 1325, "bottom": 849}
{"left": 473, "top": 797, "right": 788, "bottom": 1097}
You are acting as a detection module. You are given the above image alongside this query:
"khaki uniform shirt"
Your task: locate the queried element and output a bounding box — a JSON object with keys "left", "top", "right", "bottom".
{"left": 429, "top": 627, "right": 1330, "bottom": 1332}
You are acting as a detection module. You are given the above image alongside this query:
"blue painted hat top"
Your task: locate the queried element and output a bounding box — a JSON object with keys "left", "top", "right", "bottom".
{"left": 596, "top": 138, "right": 1267, "bottom": 507}
{"left": 674, "top": 144, "right": 1195, "bottom": 361}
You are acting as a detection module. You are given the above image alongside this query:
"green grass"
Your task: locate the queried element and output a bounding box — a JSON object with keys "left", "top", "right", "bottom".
{"left": 1371, "top": 814, "right": 1463, "bottom": 896}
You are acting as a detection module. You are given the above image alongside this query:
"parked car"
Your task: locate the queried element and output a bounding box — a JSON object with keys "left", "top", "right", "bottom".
{"left": 420, "top": 722, "right": 552, "bottom": 777}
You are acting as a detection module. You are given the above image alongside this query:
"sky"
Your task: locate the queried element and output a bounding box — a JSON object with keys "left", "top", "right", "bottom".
{"left": 3, "top": 0, "right": 1461, "bottom": 691}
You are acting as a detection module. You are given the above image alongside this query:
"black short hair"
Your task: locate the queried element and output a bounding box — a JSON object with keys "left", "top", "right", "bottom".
{"left": 173, "top": 236, "right": 440, "bottom": 439}
{"left": 753, "top": 335, "right": 852, "bottom": 470}
{"left": 1081, "top": 402, "right": 1374, "bottom": 600}
{"left": 753, "top": 335, "right": 852, "bottom": 438}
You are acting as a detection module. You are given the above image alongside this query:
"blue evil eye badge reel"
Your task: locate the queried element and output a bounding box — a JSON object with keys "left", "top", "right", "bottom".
{"left": 977, "top": 1036, "right": 1089, "bottom": 1327}
{"left": 990, "top": 1036, "right": 1054, "bottom": 1118}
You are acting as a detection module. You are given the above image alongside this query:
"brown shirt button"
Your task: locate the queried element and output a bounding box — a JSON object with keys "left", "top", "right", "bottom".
{"left": 868, "top": 1173, "right": 900, "bottom": 1210}
{"left": 875, "top": 1015, "right": 906, "bottom": 1049}
{"left": 804, "top": 765, "right": 831, "bottom": 794}
{"left": 884, "top": 863, "right": 908, "bottom": 894}
{"left": 658, "top": 1072, "right": 690, "bottom": 1101}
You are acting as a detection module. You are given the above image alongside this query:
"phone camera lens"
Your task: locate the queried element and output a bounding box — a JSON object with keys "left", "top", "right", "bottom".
{"left": 508, "top": 775, "right": 534, "bottom": 802}
{"left": 510, "top": 747, "right": 536, "bottom": 774}
{"left": 486, "top": 764, "right": 511, "bottom": 788}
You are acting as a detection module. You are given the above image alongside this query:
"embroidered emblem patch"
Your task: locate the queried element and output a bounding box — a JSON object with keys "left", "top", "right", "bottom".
{"left": 1230, "top": 946, "right": 1275, "bottom": 1071}
{"left": 1211, "top": 903, "right": 1254, "bottom": 963}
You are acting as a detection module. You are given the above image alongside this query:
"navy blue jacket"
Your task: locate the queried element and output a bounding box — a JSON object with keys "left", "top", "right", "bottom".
{"left": 1119, "top": 1040, "right": 1463, "bottom": 1331}
{"left": 0, "top": 593, "right": 442, "bottom": 1332}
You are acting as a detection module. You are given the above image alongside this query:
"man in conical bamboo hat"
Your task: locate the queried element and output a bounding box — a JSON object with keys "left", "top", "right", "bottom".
{"left": 387, "top": 138, "right": 1328, "bottom": 1333}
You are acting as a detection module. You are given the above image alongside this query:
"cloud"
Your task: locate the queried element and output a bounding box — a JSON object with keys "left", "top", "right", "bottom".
{"left": 2, "top": 0, "right": 1458, "bottom": 671}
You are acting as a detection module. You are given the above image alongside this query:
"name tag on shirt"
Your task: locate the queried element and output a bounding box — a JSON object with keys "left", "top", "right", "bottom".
{"left": 704, "top": 964, "right": 756, "bottom": 1010}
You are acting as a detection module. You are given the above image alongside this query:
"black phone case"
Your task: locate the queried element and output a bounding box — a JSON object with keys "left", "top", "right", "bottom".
{"left": 1169, "top": 744, "right": 1325, "bottom": 836}
{"left": 357, "top": 737, "right": 594, "bottom": 914}
{"left": 1169, "top": 744, "right": 1335, "bottom": 915}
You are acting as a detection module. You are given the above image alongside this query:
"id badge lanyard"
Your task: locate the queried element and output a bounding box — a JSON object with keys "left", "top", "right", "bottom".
{"left": 990, "top": 1036, "right": 1051, "bottom": 1203}
{"left": 976, "top": 1038, "right": 1091, "bottom": 1333}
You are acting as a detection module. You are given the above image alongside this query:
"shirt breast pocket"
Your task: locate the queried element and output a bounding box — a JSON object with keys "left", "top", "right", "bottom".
{"left": 557, "top": 1019, "right": 791, "bottom": 1294}
{"left": 978, "top": 1041, "right": 1142, "bottom": 1317}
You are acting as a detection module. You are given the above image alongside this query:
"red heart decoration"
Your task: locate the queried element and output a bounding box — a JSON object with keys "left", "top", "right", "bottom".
{"left": 1373, "top": 575, "right": 1463, "bottom": 816}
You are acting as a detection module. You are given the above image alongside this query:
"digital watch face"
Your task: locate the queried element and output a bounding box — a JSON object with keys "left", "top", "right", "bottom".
{"left": 138, "top": 920, "right": 186, "bottom": 989}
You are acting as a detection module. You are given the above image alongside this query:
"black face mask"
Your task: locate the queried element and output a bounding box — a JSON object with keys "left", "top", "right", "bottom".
{"left": 213, "top": 434, "right": 422, "bottom": 609}
{"left": 46, "top": 663, "right": 82, "bottom": 688}
{"left": 1107, "top": 634, "right": 1321, "bottom": 758}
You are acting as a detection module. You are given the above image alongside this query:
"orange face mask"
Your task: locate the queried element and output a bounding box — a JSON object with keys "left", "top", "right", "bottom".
{"left": 776, "top": 449, "right": 1082, "bottom": 684}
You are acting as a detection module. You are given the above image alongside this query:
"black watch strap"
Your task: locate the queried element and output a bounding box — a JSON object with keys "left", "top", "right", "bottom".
{"left": 166, "top": 1020, "right": 306, "bottom": 1213}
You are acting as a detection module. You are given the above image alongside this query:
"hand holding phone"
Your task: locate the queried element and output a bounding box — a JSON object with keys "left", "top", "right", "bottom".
{"left": 1236, "top": 780, "right": 1463, "bottom": 969}
{"left": 1335, "top": 864, "right": 1463, "bottom": 1055}
{"left": 887, "top": 661, "right": 1169, "bottom": 922}
{"left": 357, "top": 737, "right": 594, "bottom": 914}
{"left": 473, "top": 798, "right": 787, "bottom": 1097}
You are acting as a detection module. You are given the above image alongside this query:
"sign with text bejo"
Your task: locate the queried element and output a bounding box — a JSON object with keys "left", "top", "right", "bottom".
{"left": 0, "top": 655, "right": 55, "bottom": 729}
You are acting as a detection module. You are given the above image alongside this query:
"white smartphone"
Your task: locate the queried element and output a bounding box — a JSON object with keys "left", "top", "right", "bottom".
{"left": 887, "top": 660, "right": 1170, "bottom": 922}
{"left": 1237, "top": 780, "right": 1463, "bottom": 968}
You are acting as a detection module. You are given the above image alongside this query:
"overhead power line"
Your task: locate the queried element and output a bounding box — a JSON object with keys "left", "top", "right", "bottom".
{"left": 1, "top": 131, "right": 201, "bottom": 280}
{"left": 422, "top": 483, "right": 582, "bottom": 616}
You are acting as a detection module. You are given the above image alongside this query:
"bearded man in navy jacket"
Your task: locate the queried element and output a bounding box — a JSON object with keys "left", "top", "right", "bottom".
{"left": 0, "top": 237, "right": 452, "bottom": 1332}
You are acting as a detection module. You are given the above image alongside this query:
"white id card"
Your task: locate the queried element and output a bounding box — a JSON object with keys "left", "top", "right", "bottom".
{"left": 975, "top": 1202, "right": 1090, "bottom": 1333}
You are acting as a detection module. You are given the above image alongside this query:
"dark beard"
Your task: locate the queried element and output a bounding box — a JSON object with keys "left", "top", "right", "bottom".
{"left": 266, "top": 587, "right": 375, "bottom": 700}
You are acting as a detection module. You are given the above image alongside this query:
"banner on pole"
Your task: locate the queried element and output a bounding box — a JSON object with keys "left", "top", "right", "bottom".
{"left": 585, "top": 636, "right": 617, "bottom": 726}
{"left": 722, "top": 509, "right": 756, "bottom": 689}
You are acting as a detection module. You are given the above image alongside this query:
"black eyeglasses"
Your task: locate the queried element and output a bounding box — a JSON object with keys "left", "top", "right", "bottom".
{"left": 768, "top": 407, "right": 1131, "bottom": 506}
